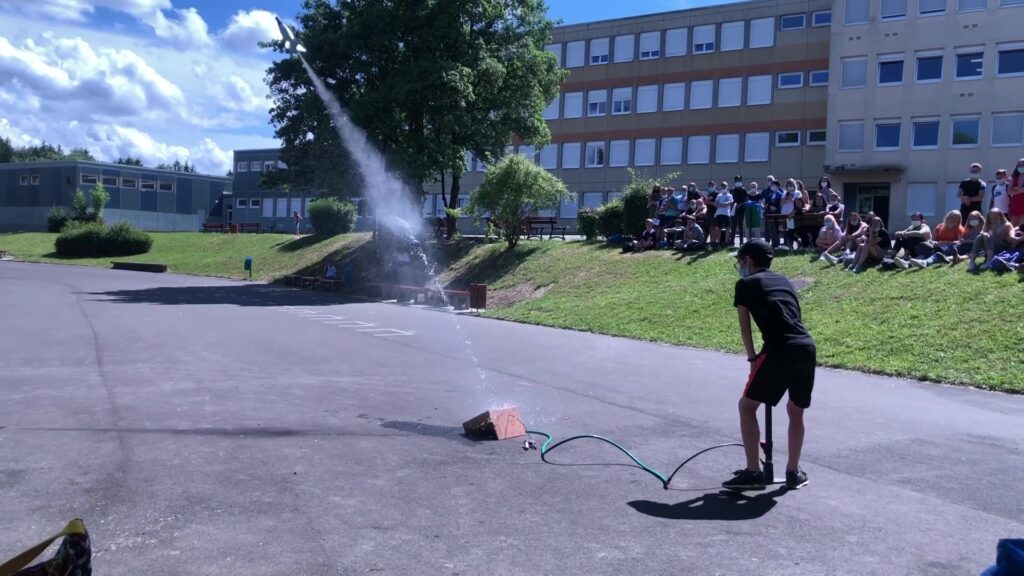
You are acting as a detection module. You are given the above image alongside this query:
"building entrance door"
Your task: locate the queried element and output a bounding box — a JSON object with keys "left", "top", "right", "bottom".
{"left": 844, "top": 184, "right": 891, "bottom": 227}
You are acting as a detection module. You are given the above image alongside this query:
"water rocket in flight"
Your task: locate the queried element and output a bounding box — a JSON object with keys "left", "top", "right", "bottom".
{"left": 275, "top": 16, "right": 306, "bottom": 54}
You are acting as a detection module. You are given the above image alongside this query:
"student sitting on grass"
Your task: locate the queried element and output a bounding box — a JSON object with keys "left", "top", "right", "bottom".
{"left": 890, "top": 212, "right": 933, "bottom": 269}
{"left": 630, "top": 219, "right": 659, "bottom": 253}
{"left": 786, "top": 196, "right": 815, "bottom": 249}
{"left": 674, "top": 215, "right": 707, "bottom": 252}
{"left": 847, "top": 216, "right": 892, "bottom": 273}
{"left": 816, "top": 214, "right": 844, "bottom": 259}
{"left": 954, "top": 211, "right": 985, "bottom": 264}
{"left": 821, "top": 213, "right": 867, "bottom": 264}
{"left": 910, "top": 210, "right": 963, "bottom": 268}
{"left": 966, "top": 208, "right": 1016, "bottom": 272}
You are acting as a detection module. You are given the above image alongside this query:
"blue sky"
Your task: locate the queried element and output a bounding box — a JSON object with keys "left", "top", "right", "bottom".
{"left": 0, "top": 0, "right": 703, "bottom": 174}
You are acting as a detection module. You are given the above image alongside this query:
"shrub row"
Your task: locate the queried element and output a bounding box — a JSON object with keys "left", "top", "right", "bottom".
{"left": 54, "top": 221, "right": 152, "bottom": 257}
{"left": 308, "top": 198, "right": 358, "bottom": 236}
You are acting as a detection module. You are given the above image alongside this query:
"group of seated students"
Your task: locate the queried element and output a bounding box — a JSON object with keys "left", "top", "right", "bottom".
{"left": 630, "top": 175, "right": 847, "bottom": 253}
{"left": 817, "top": 208, "right": 1024, "bottom": 273}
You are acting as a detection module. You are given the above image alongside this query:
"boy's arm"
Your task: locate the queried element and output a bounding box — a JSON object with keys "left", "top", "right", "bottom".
{"left": 737, "top": 305, "right": 757, "bottom": 361}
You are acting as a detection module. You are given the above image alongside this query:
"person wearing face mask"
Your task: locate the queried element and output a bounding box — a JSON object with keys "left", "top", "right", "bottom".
{"left": 958, "top": 162, "right": 986, "bottom": 219}
{"left": 889, "top": 212, "right": 933, "bottom": 269}
{"left": 705, "top": 181, "right": 720, "bottom": 246}
{"left": 990, "top": 169, "right": 1010, "bottom": 215}
{"left": 847, "top": 216, "right": 892, "bottom": 273}
{"left": 731, "top": 176, "right": 748, "bottom": 245}
{"left": 818, "top": 176, "right": 834, "bottom": 201}
{"left": 1009, "top": 159, "right": 1024, "bottom": 227}
{"left": 723, "top": 239, "right": 815, "bottom": 492}
{"left": 954, "top": 211, "right": 986, "bottom": 264}
{"left": 745, "top": 182, "right": 763, "bottom": 242}
{"left": 715, "top": 181, "right": 734, "bottom": 249}
{"left": 826, "top": 192, "right": 845, "bottom": 227}
{"left": 673, "top": 215, "right": 706, "bottom": 252}
{"left": 764, "top": 180, "right": 784, "bottom": 247}
{"left": 966, "top": 207, "right": 1015, "bottom": 272}
{"left": 816, "top": 214, "right": 845, "bottom": 258}
{"left": 910, "top": 210, "right": 964, "bottom": 268}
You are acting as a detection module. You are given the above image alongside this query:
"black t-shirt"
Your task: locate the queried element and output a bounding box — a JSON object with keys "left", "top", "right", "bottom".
{"left": 706, "top": 191, "right": 718, "bottom": 217}
{"left": 872, "top": 228, "right": 892, "bottom": 249}
{"left": 687, "top": 188, "right": 701, "bottom": 202}
{"left": 734, "top": 270, "right": 814, "bottom": 349}
{"left": 732, "top": 185, "right": 748, "bottom": 204}
{"left": 959, "top": 178, "right": 984, "bottom": 210}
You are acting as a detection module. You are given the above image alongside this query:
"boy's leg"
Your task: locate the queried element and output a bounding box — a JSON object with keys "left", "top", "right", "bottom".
{"left": 786, "top": 400, "right": 805, "bottom": 471}
{"left": 739, "top": 397, "right": 761, "bottom": 471}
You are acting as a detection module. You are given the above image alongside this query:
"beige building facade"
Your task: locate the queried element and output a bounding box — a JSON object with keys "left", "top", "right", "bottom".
{"left": 826, "top": 0, "right": 1024, "bottom": 228}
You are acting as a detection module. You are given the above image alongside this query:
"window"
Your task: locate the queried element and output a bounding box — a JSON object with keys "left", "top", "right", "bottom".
{"left": 745, "top": 133, "right": 770, "bottom": 161}
{"left": 639, "top": 32, "right": 660, "bottom": 59}
{"left": 776, "top": 131, "right": 801, "bottom": 147}
{"left": 121, "top": 177, "right": 137, "bottom": 189}
{"left": 690, "top": 81, "right": 713, "bottom": 109}
{"left": 878, "top": 57, "right": 905, "bottom": 85}
{"left": 614, "top": 35, "right": 634, "bottom": 62}
{"left": 587, "top": 90, "right": 607, "bottom": 116}
{"left": 747, "top": 75, "right": 772, "bottom": 105}
{"left": 102, "top": 176, "right": 118, "bottom": 187}
{"left": 275, "top": 198, "right": 287, "bottom": 216}
{"left": 810, "top": 70, "right": 830, "bottom": 85}
{"left": 30, "top": 174, "right": 40, "bottom": 185}
{"left": 665, "top": 28, "right": 688, "bottom": 57}
{"left": 838, "top": 121, "right": 865, "bottom": 151}
{"left": 263, "top": 161, "right": 275, "bottom": 172}
{"left": 158, "top": 181, "right": 173, "bottom": 192}
{"left": 957, "top": 0, "right": 986, "bottom": 10}
{"left": 18, "top": 174, "right": 28, "bottom": 186}
{"left": 951, "top": 116, "right": 980, "bottom": 146}
{"left": 539, "top": 144, "right": 558, "bottom": 169}
{"left": 582, "top": 192, "right": 604, "bottom": 209}
{"left": 915, "top": 52, "right": 943, "bottom": 82}
{"left": 566, "top": 41, "right": 585, "bottom": 67}
{"left": 781, "top": 14, "right": 806, "bottom": 29}
{"left": 1001, "top": 0, "right": 1024, "bottom": 5}
{"left": 907, "top": 183, "right": 938, "bottom": 216}
{"left": 517, "top": 145, "right": 535, "bottom": 160}
{"left": 590, "top": 38, "right": 609, "bottom": 64}
{"left": 609, "top": 140, "right": 629, "bottom": 167}
{"left": 585, "top": 142, "right": 605, "bottom": 167}
{"left": 140, "top": 179, "right": 156, "bottom": 190}
{"left": 611, "top": 87, "right": 632, "bottom": 115}
{"left": 807, "top": 130, "right": 827, "bottom": 145}
{"left": 882, "top": 0, "right": 908, "bottom": 18}
{"left": 992, "top": 113, "right": 1024, "bottom": 146}
{"left": 778, "top": 72, "right": 803, "bottom": 88}
{"left": 718, "top": 77, "right": 742, "bottom": 107}
{"left": 663, "top": 82, "right": 685, "bottom": 111}
{"left": 875, "top": 121, "right": 902, "bottom": 149}
{"left": 845, "top": 0, "right": 870, "bottom": 23}
{"left": 997, "top": 45, "right": 1024, "bottom": 76}
{"left": 841, "top": 57, "right": 867, "bottom": 88}
{"left": 262, "top": 198, "right": 273, "bottom": 217}
{"left": 250, "top": 198, "right": 261, "bottom": 209}
{"left": 466, "top": 151, "right": 475, "bottom": 173}
{"left": 660, "top": 137, "right": 683, "bottom": 165}
{"left": 720, "top": 21, "right": 745, "bottom": 51}
{"left": 812, "top": 10, "right": 833, "bottom": 25}
{"left": 750, "top": 17, "right": 775, "bottom": 48}
{"left": 715, "top": 134, "right": 740, "bottom": 163}
{"left": 634, "top": 139, "right": 656, "bottom": 166}
{"left": 693, "top": 25, "right": 715, "bottom": 53}
{"left": 249, "top": 161, "right": 260, "bottom": 171}
{"left": 955, "top": 48, "right": 984, "bottom": 79}
{"left": 912, "top": 118, "right": 940, "bottom": 148}
{"left": 542, "top": 96, "right": 559, "bottom": 120}
{"left": 687, "top": 135, "right": 711, "bottom": 164}
{"left": 236, "top": 162, "right": 247, "bottom": 172}
{"left": 562, "top": 143, "right": 581, "bottom": 168}
{"left": 237, "top": 198, "right": 248, "bottom": 208}
{"left": 544, "top": 43, "right": 561, "bottom": 67}
{"left": 637, "top": 85, "right": 658, "bottom": 113}
{"left": 919, "top": 0, "right": 946, "bottom": 13}
{"left": 564, "top": 92, "right": 583, "bottom": 118}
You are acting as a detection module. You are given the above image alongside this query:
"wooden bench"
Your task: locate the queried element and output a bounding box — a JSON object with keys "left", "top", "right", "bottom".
{"left": 301, "top": 276, "right": 321, "bottom": 289}
{"left": 320, "top": 278, "right": 343, "bottom": 292}
{"left": 238, "top": 222, "right": 261, "bottom": 234}
{"left": 525, "top": 216, "right": 567, "bottom": 240}
{"left": 284, "top": 274, "right": 302, "bottom": 286}
{"left": 369, "top": 283, "right": 471, "bottom": 309}
{"left": 202, "top": 223, "right": 225, "bottom": 233}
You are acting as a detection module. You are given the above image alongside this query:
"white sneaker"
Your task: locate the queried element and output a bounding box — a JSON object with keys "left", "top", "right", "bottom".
{"left": 822, "top": 253, "right": 838, "bottom": 265}
{"left": 910, "top": 258, "right": 927, "bottom": 269}
{"left": 894, "top": 257, "right": 909, "bottom": 269}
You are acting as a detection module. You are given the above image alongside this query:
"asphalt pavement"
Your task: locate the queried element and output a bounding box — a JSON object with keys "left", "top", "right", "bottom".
{"left": 0, "top": 260, "right": 1021, "bottom": 575}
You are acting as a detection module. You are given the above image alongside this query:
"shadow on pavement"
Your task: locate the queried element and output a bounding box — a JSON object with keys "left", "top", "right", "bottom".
{"left": 627, "top": 486, "right": 788, "bottom": 521}
{"left": 379, "top": 420, "right": 487, "bottom": 445}
{"left": 79, "top": 284, "right": 363, "bottom": 307}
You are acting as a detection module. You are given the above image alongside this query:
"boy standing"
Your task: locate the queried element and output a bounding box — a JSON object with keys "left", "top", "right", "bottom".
{"left": 723, "top": 239, "right": 816, "bottom": 491}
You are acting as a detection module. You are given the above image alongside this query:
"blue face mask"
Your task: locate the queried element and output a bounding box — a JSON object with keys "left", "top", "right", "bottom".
{"left": 738, "top": 263, "right": 750, "bottom": 278}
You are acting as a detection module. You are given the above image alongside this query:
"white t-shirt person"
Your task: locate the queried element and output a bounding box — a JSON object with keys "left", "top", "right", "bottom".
{"left": 991, "top": 177, "right": 1010, "bottom": 213}
{"left": 715, "top": 190, "right": 735, "bottom": 217}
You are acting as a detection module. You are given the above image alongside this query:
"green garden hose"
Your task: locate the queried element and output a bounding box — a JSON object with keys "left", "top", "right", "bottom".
{"left": 525, "top": 430, "right": 743, "bottom": 490}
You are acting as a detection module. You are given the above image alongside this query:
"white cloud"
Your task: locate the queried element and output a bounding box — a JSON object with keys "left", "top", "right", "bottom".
{"left": 218, "top": 75, "right": 264, "bottom": 112}
{"left": 219, "top": 9, "right": 280, "bottom": 52}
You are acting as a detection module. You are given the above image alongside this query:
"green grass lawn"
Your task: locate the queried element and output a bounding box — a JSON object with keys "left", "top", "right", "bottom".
{"left": 0, "top": 232, "right": 370, "bottom": 281}
{"left": 443, "top": 241, "right": 1024, "bottom": 393}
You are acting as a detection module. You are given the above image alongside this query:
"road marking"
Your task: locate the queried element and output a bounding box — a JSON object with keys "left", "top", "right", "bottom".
{"left": 305, "top": 315, "right": 343, "bottom": 320}
{"left": 359, "top": 329, "right": 415, "bottom": 337}
{"left": 331, "top": 321, "right": 376, "bottom": 328}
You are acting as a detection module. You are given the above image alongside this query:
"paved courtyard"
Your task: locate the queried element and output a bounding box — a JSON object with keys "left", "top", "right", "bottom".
{"left": 1, "top": 261, "right": 1021, "bottom": 575}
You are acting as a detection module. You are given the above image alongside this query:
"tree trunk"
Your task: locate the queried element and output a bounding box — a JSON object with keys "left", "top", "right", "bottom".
{"left": 446, "top": 174, "right": 461, "bottom": 239}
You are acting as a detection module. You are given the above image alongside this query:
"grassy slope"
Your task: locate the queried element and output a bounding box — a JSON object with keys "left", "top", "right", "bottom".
{"left": 443, "top": 241, "right": 1024, "bottom": 393}
{"left": 0, "top": 232, "right": 371, "bottom": 281}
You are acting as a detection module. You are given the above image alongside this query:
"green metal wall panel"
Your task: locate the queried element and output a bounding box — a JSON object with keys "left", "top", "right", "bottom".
{"left": 158, "top": 191, "right": 175, "bottom": 213}
{"left": 120, "top": 188, "right": 140, "bottom": 210}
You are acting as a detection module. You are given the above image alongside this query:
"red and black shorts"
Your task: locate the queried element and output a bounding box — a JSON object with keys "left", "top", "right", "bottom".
{"left": 744, "top": 345, "right": 817, "bottom": 409}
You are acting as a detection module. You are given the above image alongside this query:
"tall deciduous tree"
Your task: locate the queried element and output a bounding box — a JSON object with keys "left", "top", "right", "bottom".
{"left": 264, "top": 0, "right": 564, "bottom": 237}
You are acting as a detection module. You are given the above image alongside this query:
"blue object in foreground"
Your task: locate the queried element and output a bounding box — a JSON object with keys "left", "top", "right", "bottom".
{"left": 981, "top": 539, "right": 1024, "bottom": 576}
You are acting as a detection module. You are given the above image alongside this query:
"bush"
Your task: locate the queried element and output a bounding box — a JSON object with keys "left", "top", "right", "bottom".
{"left": 55, "top": 222, "right": 105, "bottom": 257}
{"left": 308, "top": 198, "right": 358, "bottom": 236}
{"left": 596, "top": 201, "right": 624, "bottom": 239}
{"left": 622, "top": 187, "right": 650, "bottom": 239}
{"left": 101, "top": 221, "right": 152, "bottom": 256}
{"left": 576, "top": 208, "right": 600, "bottom": 241}
{"left": 47, "top": 206, "right": 69, "bottom": 233}
{"left": 54, "top": 221, "right": 152, "bottom": 257}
